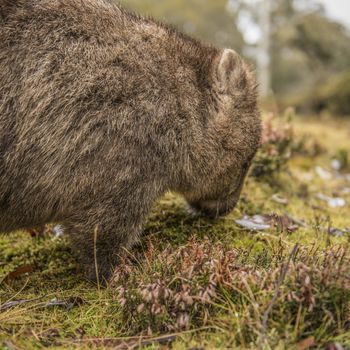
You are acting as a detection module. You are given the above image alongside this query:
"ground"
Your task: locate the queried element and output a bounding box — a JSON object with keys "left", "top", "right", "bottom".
{"left": 1, "top": 115, "right": 350, "bottom": 349}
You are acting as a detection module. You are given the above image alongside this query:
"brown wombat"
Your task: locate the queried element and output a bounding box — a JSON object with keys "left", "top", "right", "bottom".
{"left": 0, "top": 0, "right": 261, "bottom": 282}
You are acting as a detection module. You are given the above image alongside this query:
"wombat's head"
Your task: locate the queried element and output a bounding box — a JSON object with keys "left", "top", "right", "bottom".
{"left": 185, "top": 49, "right": 261, "bottom": 218}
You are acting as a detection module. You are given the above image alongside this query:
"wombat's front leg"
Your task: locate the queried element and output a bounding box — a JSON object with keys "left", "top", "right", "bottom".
{"left": 65, "top": 183, "right": 160, "bottom": 283}
{"left": 66, "top": 220, "right": 141, "bottom": 283}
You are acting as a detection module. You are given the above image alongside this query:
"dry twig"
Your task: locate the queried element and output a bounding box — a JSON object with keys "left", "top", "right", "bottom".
{"left": 259, "top": 243, "right": 299, "bottom": 348}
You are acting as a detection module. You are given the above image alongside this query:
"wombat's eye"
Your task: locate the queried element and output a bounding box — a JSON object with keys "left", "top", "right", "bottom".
{"left": 242, "top": 161, "right": 250, "bottom": 172}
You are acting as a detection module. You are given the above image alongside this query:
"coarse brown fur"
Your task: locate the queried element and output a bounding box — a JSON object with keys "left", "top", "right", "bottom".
{"left": 0, "top": 0, "right": 261, "bottom": 282}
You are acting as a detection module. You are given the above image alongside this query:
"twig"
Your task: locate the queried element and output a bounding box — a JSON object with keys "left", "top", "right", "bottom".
{"left": 3, "top": 340, "right": 20, "bottom": 350}
{"left": 130, "top": 334, "right": 177, "bottom": 349}
{"left": 259, "top": 243, "right": 299, "bottom": 349}
{"left": 61, "top": 326, "right": 218, "bottom": 348}
{"left": 93, "top": 225, "right": 100, "bottom": 292}
{"left": 284, "top": 213, "right": 308, "bottom": 228}
{"left": 0, "top": 296, "right": 43, "bottom": 312}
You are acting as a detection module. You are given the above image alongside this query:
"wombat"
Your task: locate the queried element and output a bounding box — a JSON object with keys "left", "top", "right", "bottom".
{"left": 0, "top": 0, "right": 261, "bottom": 282}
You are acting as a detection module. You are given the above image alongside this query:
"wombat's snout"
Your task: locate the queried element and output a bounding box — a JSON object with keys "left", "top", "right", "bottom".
{"left": 188, "top": 165, "right": 250, "bottom": 219}
{"left": 189, "top": 195, "right": 239, "bottom": 219}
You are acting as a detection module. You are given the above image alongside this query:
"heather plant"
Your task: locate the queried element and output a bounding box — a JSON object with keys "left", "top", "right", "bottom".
{"left": 251, "top": 110, "right": 295, "bottom": 178}
{"left": 109, "top": 236, "right": 350, "bottom": 343}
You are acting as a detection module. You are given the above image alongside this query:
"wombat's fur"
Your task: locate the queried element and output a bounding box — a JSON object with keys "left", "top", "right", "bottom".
{"left": 0, "top": 0, "right": 261, "bottom": 281}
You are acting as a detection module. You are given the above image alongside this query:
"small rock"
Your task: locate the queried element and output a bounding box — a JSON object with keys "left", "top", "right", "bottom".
{"left": 316, "top": 193, "right": 346, "bottom": 208}
{"left": 235, "top": 215, "right": 271, "bottom": 231}
{"left": 329, "top": 228, "right": 345, "bottom": 238}
{"left": 301, "top": 172, "right": 314, "bottom": 182}
{"left": 326, "top": 342, "right": 346, "bottom": 350}
{"left": 315, "top": 166, "right": 333, "bottom": 180}
{"left": 271, "top": 194, "right": 289, "bottom": 205}
{"left": 53, "top": 225, "right": 64, "bottom": 237}
{"left": 331, "top": 159, "right": 342, "bottom": 171}
{"left": 328, "top": 198, "right": 346, "bottom": 208}
{"left": 341, "top": 188, "right": 350, "bottom": 195}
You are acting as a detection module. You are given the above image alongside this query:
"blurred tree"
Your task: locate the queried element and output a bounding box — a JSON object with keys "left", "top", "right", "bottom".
{"left": 118, "top": 0, "right": 350, "bottom": 114}
{"left": 258, "top": 0, "right": 271, "bottom": 97}
{"left": 236, "top": 0, "right": 350, "bottom": 113}
{"left": 316, "top": 70, "right": 350, "bottom": 116}
{"left": 271, "top": 2, "right": 350, "bottom": 98}
{"left": 118, "top": 0, "right": 244, "bottom": 52}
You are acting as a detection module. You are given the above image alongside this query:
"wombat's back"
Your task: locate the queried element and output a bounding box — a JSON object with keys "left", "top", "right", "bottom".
{"left": 0, "top": 0, "right": 144, "bottom": 229}
{"left": 0, "top": 0, "right": 217, "bottom": 232}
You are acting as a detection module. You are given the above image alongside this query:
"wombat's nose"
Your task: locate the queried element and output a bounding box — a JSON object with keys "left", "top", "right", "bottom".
{"left": 188, "top": 198, "right": 237, "bottom": 219}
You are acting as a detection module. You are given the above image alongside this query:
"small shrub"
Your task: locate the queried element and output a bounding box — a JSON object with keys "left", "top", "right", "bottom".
{"left": 333, "top": 148, "right": 349, "bottom": 172}
{"left": 295, "top": 71, "right": 350, "bottom": 116}
{"left": 110, "top": 236, "right": 350, "bottom": 346}
{"left": 317, "top": 71, "right": 350, "bottom": 116}
{"left": 251, "top": 109, "right": 295, "bottom": 178}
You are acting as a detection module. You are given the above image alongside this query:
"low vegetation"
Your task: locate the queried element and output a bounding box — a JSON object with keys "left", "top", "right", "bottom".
{"left": 1, "top": 114, "right": 350, "bottom": 349}
{"left": 313, "top": 71, "right": 350, "bottom": 116}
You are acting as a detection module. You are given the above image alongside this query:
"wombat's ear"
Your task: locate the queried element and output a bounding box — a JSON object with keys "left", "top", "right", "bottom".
{"left": 216, "top": 49, "right": 247, "bottom": 93}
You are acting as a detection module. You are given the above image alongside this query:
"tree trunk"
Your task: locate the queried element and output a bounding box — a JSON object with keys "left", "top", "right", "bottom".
{"left": 258, "top": 0, "right": 271, "bottom": 97}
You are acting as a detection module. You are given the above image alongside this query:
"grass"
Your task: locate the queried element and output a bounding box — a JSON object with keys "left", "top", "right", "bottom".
{"left": 1, "top": 115, "right": 350, "bottom": 349}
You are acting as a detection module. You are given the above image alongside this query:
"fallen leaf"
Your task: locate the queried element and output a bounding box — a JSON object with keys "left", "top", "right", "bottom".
{"left": 3, "top": 340, "right": 20, "bottom": 350}
{"left": 316, "top": 193, "right": 346, "bottom": 208}
{"left": 45, "top": 299, "right": 68, "bottom": 308}
{"left": 284, "top": 214, "right": 308, "bottom": 228}
{"left": 4, "top": 265, "right": 34, "bottom": 282}
{"left": 235, "top": 215, "right": 271, "bottom": 231}
{"left": 0, "top": 299, "right": 34, "bottom": 312}
{"left": 315, "top": 166, "right": 333, "bottom": 180}
{"left": 75, "top": 326, "right": 86, "bottom": 339}
{"left": 326, "top": 342, "right": 345, "bottom": 350}
{"left": 53, "top": 225, "right": 64, "bottom": 237}
{"left": 271, "top": 194, "right": 289, "bottom": 205}
{"left": 269, "top": 214, "right": 300, "bottom": 233}
{"left": 27, "top": 228, "right": 43, "bottom": 237}
{"left": 0, "top": 296, "right": 86, "bottom": 313}
{"left": 330, "top": 228, "right": 344, "bottom": 237}
{"left": 44, "top": 296, "right": 86, "bottom": 310}
{"left": 331, "top": 159, "right": 342, "bottom": 171}
{"left": 301, "top": 172, "right": 314, "bottom": 182}
{"left": 236, "top": 213, "right": 304, "bottom": 233}
{"left": 329, "top": 227, "right": 350, "bottom": 238}
{"left": 297, "top": 336, "right": 315, "bottom": 350}
{"left": 341, "top": 188, "right": 350, "bottom": 195}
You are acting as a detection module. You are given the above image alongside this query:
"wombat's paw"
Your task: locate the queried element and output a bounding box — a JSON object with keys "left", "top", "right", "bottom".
{"left": 187, "top": 202, "right": 219, "bottom": 219}
{"left": 187, "top": 199, "right": 236, "bottom": 219}
{"left": 187, "top": 203, "right": 202, "bottom": 217}
{"left": 82, "top": 263, "right": 114, "bottom": 285}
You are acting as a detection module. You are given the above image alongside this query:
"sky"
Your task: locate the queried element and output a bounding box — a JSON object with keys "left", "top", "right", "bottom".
{"left": 318, "top": 0, "right": 350, "bottom": 29}
{"left": 233, "top": 0, "right": 350, "bottom": 45}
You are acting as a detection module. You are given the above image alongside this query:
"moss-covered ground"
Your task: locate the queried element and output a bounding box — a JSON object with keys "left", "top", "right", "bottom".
{"left": 1, "top": 116, "right": 350, "bottom": 349}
